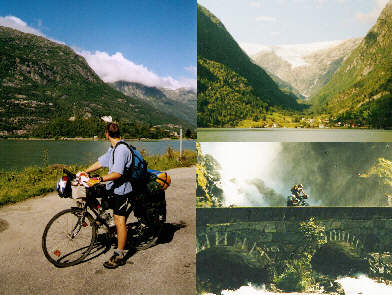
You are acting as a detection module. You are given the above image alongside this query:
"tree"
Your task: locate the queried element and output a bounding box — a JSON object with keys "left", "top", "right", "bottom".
{"left": 196, "top": 143, "right": 223, "bottom": 207}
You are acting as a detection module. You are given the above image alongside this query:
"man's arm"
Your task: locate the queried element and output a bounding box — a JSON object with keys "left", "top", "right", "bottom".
{"left": 85, "top": 161, "right": 102, "bottom": 174}
{"left": 101, "top": 172, "right": 122, "bottom": 182}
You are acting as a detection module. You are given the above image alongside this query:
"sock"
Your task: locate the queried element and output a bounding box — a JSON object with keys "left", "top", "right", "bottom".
{"left": 114, "top": 249, "right": 125, "bottom": 258}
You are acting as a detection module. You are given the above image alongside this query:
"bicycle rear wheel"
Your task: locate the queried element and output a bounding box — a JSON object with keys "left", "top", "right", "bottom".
{"left": 42, "top": 208, "right": 97, "bottom": 267}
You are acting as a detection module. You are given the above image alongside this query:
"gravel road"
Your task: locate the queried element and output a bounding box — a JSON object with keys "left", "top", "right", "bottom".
{"left": 0, "top": 167, "right": 195, "bottom": 295}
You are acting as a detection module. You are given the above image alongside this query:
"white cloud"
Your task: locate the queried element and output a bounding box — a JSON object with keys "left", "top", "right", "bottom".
{"left": 0, "top": 15, "right": 64, "bottom": 44}
{"left": 355, "top": 0, "right": 389, "bottom": 24}
{"left": 1, "top": 15, "right": 194, "bottom": 90}
{"left": 79, "top": 50, "right": 196, "bottom": 90}
{"left": 255, "top": 16, "right": 277, "bottom": 22}
{"left": 0, "top": 15, "right": 43, "bottom": 36}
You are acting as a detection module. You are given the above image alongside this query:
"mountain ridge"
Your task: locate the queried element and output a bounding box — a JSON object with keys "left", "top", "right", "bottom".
{"left": 109, "top": 81, "right": 196, "bottom": 126}
{"left": 197, "top": 4, "right": 301, "bottom": 127}
{"left": 252, "top": 38, "right": 361, "bottom": 98}
{"left": 0, "top": 25, "right": 187, "bottom": 134}
{"left": 310, "top": 1, "right": 392, "bottom": 127}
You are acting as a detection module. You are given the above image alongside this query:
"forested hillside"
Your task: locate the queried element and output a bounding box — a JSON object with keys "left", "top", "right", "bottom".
{"left": 0, "top": 26, "right": 185, "bottom": 136}
{"left": 311, "top": 1, "right": 392, "bottom": 128}
{"left": 197, "top": 4, "right": 301, "bottom": 127}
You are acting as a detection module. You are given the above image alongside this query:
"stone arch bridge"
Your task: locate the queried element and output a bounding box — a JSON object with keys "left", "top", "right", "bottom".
{"left": 197, "top": 207, "right": 392, "bottom": 257}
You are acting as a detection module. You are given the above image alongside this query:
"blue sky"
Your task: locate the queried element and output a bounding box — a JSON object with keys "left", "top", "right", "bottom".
{"left": 198, "top": 0, "right": 389, "bottom": 54}
{"left": 0, "top": 0, "right": 196, "bottom": 89}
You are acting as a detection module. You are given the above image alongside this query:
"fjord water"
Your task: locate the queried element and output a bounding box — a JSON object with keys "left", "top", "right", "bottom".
{"left": 0, "top": 140, "right": 195, "bottom": 171}
{"left": 197, "top": 128, "right": 392, "bottom": 142}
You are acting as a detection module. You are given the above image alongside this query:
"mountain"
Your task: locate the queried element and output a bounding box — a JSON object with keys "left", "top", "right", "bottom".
{"left": 197, "top": 4, "right": 301, "bottom": 127}
{"left": 311, "top": 1, "right": 392, "bottom": 127}
{"left": 109, "top": 81, "right": 196, "bottom": 126}
{"left": 252, "top": 39, "right": 361, "bottom": 98}
{"left": 0, "top": 26, "right": 184, "bottom": 134}
{"left": 266, "top": 71, "right": 306, "bottom": 100}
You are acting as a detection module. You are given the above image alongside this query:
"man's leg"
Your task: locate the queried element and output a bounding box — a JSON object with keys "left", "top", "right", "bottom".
{"left": 114, "top": 214, "right": 127, "bottom": 250}
{"left": 103, "top": 194, "right": 128, "bottom": 269}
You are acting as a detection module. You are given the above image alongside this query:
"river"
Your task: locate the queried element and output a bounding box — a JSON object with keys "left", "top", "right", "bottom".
{"left": 0, "top": 139, "right": 195, "bottom": 171}
{"left": 197, "top": 128, "right": 392, "bottom": 142}
{"left": 204, "top": 275, "right": 392, "bottom": 294}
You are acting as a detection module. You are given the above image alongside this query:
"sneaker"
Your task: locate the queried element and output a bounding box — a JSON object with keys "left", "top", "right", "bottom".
{"left": 103, "top": 252, "right": 126, "bottom": 269}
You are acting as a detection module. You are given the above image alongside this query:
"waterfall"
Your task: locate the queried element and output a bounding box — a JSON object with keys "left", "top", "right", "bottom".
{"left": 203, "top": 275, "right": 392, "bottom": 294}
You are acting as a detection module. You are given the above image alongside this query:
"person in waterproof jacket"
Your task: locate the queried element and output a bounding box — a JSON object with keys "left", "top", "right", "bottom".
{"left": 82, "top": 122, "right": 132, "bottom": 269}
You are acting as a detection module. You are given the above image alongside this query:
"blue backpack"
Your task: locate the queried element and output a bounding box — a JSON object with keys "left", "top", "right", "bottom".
{"left": 112, "top": 142, "right": 147, "bottom": 183}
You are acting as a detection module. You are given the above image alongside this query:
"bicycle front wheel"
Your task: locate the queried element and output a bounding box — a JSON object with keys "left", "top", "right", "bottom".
{"left": 42, "top": 208, "right": 97, "bottom": 267}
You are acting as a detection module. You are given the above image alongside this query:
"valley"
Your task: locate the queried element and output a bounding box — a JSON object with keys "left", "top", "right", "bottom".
{"left": 197, "top": 1, "right": 392, "bottom": 129}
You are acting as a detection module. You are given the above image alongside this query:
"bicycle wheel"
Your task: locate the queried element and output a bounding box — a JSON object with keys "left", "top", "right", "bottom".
{"left": 42, "top": 208, "right": 97, "bottom": 267}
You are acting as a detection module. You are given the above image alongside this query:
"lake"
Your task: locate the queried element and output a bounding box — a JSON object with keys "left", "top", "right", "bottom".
{"left": 197, "top": 128, "right": 392, "bottom": 142}
{"left": 0, "top": 139, "right": 195, "bottom": 171}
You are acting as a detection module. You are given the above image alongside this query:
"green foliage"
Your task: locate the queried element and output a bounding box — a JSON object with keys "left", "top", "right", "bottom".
{"left": 362, "top": 157, "right": 392, "bottom": 187}
{"left": 196, "top": 143, "right": 223, "bottom": 207}
{"left": 197, "top": 58, "right": 269, "bottom": 127}
{"left": 28, "top": 117, "right": 175, "bottom": 139}
{"left": 145, "top": 149, "right": 196, "bottom": 171}
{"left": 0, "top": 26, "right": 185, "bottom": 134}
{"left": 0, "top": 150, "right": 195, "bottom": 207}
{"left": 274, "top": 218, "right": 326, "bottom": 292}
{"left": 197, "top": 4, "right": 301, "bottom": 128}
{"left": 0, "top": 165, "right": 79, "bottom": 206}
{"left": 311, "top": 3, "right": 392, "bottom": 128}
{"left": 275, "top": 258, "right": 314, "bottom": 292}
{"left": 299, "top": 217, "right": 327, "bottom": 256}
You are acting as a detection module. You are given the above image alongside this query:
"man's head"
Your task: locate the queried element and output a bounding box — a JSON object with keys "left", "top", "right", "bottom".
{"left": 105, "top": 122, "right": 121, "bottom": 139}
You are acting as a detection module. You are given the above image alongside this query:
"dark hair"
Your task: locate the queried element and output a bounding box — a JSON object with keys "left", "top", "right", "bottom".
{"left": 105, "top": 122, "right": 121, "bottom": 138}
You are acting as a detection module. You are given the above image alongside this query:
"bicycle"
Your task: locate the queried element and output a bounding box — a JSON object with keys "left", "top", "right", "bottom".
{"left": 42, "top": 169, "right": 166, "bottom": 268}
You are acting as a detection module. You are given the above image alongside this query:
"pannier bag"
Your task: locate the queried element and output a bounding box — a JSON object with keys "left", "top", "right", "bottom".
{"left": 133, "top": 170, "right": 169, "bottom": 225}
{"left": 147, "top": 169, "right": 171, "bottom": 190}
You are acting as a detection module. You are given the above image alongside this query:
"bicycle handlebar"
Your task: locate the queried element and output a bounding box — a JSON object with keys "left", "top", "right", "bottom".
{"left": 63, "top": 168, "right": 76, "bottom": 180}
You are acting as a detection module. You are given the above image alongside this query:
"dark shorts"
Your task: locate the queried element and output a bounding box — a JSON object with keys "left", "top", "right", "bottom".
{"left": 87, "top": 184, "right": 132, "bottom": 217}
{"left": 111, "top": 193, "right": 130, "bottom": 216}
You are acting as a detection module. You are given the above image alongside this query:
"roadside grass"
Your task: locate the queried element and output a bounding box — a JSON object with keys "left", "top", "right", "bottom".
{"left": 0, "top": 149, "right": 195, "bottom": 207}
{"left": 144, "top": 148, "right": 196, "bottom": 171}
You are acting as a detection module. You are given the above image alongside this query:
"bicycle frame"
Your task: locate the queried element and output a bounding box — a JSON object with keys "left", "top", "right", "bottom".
{"left": 73, "top": 192, "right": 135, "bottom": 232}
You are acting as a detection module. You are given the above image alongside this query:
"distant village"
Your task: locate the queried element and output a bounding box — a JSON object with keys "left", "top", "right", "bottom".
{"left": 262, "top": 117, "right": 365, "bottom": 129}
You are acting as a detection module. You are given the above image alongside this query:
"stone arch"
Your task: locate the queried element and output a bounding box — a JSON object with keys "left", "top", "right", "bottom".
{"left": 196, "top": 229, "right": 277, "bottom": 260}
{"left": 325, "top": 230, "right": 364, "bottom": 249}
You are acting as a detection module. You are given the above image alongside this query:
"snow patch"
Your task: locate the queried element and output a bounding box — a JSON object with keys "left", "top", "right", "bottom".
{"left": 242, "top": 40, "right": 345, "bottom": 68}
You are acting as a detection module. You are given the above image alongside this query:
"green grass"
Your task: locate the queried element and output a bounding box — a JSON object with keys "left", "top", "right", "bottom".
{"left": 0, "top": 149, "right": 195, "bottom": 206}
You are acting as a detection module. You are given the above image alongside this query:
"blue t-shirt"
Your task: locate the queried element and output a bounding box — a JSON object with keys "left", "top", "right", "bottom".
{"left": 98, "top": 141, "right": 132, "bottom": 195}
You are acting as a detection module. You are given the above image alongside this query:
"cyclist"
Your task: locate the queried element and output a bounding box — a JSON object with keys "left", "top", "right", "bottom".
{"left": 297, "top": 184, "right": 308, "bottom": 202}
{"left": 82, "top": 122, "right": 132, "bottom": 269}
